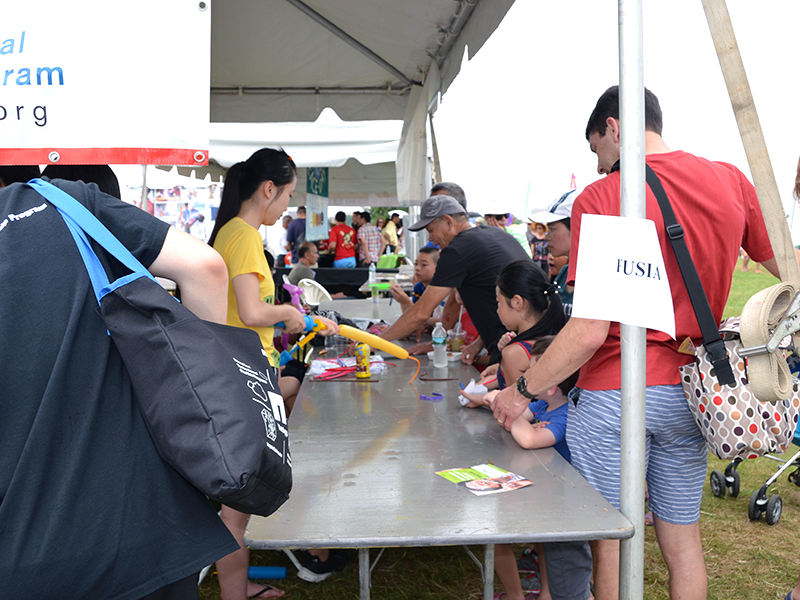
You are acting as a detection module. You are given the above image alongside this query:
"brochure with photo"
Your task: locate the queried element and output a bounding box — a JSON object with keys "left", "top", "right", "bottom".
{"left": 436, "top": 463, "right": 533, "bottom": 496}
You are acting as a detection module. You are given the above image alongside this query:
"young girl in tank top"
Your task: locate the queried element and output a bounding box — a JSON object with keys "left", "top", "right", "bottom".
{"left": 461, "top": 260, "right": 570, "bottom": 600}
{"left": 461, "top": 259, "right": 565, "bottom": 408}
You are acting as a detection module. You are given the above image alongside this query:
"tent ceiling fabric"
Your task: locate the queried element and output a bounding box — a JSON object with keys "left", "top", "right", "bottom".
{"left": 210, "top": 0, "right": 515, "bottom": 122}
{"left": 160, "top": 108, "right": 401, "bottom": 204}
{"left": 207, "top": 108, "right": 402, "bottom": 168}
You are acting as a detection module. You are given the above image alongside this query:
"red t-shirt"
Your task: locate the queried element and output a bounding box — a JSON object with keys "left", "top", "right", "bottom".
{"left": 328, "top": 223, "right": 356, "bottom": 261}
{"left": 568, "top": 150, "right": 773, "bottom": 390}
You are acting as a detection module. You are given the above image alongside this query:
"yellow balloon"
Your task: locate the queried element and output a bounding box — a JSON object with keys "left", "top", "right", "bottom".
{"left": 338, "top": 325, "right": 409, "bottom": 360}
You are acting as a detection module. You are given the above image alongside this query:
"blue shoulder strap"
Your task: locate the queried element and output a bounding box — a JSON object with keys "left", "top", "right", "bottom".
{"left": 26, "top": 178, "right": 157, "bottom": 303}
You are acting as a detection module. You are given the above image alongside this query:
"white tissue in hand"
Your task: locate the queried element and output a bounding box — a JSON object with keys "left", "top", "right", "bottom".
{"left": 458, "top": 379, "right": 489, "bottom": 406}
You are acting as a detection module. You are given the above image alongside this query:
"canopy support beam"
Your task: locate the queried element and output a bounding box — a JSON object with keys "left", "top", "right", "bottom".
{"left": 283, "top": 0, "right": 420, "bottom": 87}
{"left": 211, "top": 86, "right": 410, "bottom": 96}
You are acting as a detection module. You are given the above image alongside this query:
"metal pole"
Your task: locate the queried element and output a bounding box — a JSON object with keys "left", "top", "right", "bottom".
{"left": 483, "top": 544, "right": 495, "bottom": 600}
{"left": 618, "top": 0, "right": 647, "bottom": 599}
{"left": 358, "top": 547, "right": 371, "bottom": 600}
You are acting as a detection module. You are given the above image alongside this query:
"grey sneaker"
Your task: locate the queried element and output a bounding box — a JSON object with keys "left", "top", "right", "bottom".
{"left": 297, "top": 549, "right": 350, "bottom": 583}
{"left": 521, "top": 572, "right": 542, "bottom": 594}
{"left": 517, "top": 548, "right": 539, "bottom": 574}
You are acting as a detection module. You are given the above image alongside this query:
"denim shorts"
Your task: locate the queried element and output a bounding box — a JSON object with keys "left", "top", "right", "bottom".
{"left": 542, "top": 541, "right": 592, "bottom": 600}
{"left": 566, "top": 385, "right": 707, "bottom": 525}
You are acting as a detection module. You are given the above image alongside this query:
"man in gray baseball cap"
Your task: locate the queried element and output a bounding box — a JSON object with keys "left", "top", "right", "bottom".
{"left": 380, "top": 194, "right": 530, "bottom": 364}
{"left": 407, "top": 194, "right": 467, "bottom": 232}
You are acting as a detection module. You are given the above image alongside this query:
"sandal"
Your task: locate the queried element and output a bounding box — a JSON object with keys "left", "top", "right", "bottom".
{"left": 251, "top": 585, "right": 284, "bottom": 598}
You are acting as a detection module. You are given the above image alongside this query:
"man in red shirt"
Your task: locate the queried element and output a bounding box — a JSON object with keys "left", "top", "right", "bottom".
{"left": 327, "top": 211, "right": 356, "bottom": 268}
{"left": 493, "top": 86, "right": 778, "bottom": 600}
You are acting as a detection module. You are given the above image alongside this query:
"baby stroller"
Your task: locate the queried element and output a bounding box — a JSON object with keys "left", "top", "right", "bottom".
{"left": 710, "top": 420, "right": 800, "bottom": 525}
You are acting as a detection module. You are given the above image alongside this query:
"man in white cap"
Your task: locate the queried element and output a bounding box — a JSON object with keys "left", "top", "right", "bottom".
{"left": 379, "top": 194, "right": 529, "bottom": 364}
{"left": 528, "top": 190, "right": 579, "bottom": 318}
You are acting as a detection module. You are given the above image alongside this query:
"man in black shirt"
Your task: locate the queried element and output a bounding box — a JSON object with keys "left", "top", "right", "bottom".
{"left": 379, "top": 194, "right": 530, "bottom": 362}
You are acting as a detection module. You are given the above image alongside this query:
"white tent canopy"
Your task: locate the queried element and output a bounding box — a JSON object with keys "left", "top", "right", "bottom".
{"left": 210, "top": 0, "right": 515, "bottom": 124}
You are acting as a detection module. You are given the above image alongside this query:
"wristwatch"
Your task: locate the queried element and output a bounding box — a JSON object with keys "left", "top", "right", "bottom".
{"left": 515, "top": 374, "right": 536, "bottom": 400}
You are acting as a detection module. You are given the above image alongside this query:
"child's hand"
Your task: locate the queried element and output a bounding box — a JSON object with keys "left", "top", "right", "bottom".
{"left": 389, "top": 283, "right": 409, "bottom": 304}
{"left": 479, "top": 363, "right": 499, "bottom": 380}
{"left": 483, "top": 389, "right": 500, "bottom": 407}
{"left": 390, "top": 284, "right": 413, "bottom": 313}
{"left": 315, "top": 317, "right": 340, "bottom": 337}
{"left": 497, "top": 331, "right": 516, "bottom": 351}
{"left": 460, "top": 390, "right": 487, "bottom": 408}
{"left": 530, "top": 421, "right": 550, "bottom": 429}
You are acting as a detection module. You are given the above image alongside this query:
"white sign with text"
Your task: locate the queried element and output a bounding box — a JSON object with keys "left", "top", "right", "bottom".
{"left": 572, "top": 214, "right": 675, "bottom": 338}
{"left": 1, "top": 0, "right": 210, "bottom": 165}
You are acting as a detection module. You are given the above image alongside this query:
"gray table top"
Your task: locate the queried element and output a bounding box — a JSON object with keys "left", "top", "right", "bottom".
{"left": 245, "top": 353, "right": 633, "bottom": 550}
{"left": 317, "top": 297, "right": 403, "bottom": 324}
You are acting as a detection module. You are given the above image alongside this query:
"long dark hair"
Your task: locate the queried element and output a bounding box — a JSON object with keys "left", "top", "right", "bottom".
{"left": 208, "top": 148, "right": 296, "bottom": 246}
{"left": 41, "top": 164, "right": 121, "bottom": 199}
{"left": 496, "top": 260, "right": 565, "bottom": 343}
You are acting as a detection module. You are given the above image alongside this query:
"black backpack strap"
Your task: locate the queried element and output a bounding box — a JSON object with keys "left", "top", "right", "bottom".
{"left": 645, "top": 164, "right": 735, "bottom": 386}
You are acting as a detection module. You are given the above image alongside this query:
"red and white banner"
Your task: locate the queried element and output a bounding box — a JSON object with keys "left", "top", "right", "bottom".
{"left": 1, "top": 0, "right": 210, "bottom": 166}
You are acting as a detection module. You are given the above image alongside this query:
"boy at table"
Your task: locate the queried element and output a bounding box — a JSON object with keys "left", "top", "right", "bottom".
{"left": 482, "top": 336, "right": 581, "bottom": 600}
{"left": 389, "top": 247, "right": 445, "bottom": 333}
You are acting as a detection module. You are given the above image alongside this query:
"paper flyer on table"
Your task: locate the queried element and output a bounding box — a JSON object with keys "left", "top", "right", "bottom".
{"left": 436, "top": 463, "right": 532, "bottom": 496}
{"left": 571, "top": 214, "right": 675, "bottom": 339}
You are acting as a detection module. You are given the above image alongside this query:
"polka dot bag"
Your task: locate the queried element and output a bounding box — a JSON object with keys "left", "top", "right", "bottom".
{"left": 680, "top": 317, "right": 800, "bottom": 460}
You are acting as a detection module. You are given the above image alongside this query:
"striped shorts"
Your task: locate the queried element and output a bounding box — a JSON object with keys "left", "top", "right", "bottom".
{"left": 566, "top": 385, "right": 707, "bottom": 525}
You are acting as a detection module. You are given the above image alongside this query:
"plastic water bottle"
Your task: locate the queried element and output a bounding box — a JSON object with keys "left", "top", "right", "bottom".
{"left": 432, "top": 322, "right": 448, "bottom": 368}
{"left": 369, "top": 262, "right": 378, "bottom": 303}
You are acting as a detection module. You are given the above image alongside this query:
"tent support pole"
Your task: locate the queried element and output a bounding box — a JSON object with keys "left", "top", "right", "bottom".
{"left": 140, "top": 164, "right": 152, "bottom": 214}
{"left": 618, "top": 0, "right": 647, "bottom": 599}
{"left": 700, "top": 0, "right": 800, "bottom": 290}
{"left": 429, "top": 113, "right": 442, "bottom": 184}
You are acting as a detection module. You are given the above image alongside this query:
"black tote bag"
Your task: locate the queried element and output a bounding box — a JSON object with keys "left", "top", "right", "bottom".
{"left": 29, "top": 179, "right": 291, "bottom": 516}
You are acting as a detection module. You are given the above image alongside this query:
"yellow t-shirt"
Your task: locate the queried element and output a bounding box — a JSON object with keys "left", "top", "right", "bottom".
{"left": 382, "top": 220, "right": 398, "bottom": 245}
{"left": 213, "top": 217, "right": 280, "bottom": 367}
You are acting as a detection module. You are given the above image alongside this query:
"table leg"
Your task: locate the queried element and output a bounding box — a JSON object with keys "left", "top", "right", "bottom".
{"left": 359, "top": 547, "right": 371, "bottom": 600}
{"left": 483, "top": 544, "right": 495, "bottom": 600}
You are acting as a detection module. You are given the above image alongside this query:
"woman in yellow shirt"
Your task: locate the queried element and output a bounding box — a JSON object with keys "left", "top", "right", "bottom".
{"left": 209, "top": 148, "right": 338, "bottom": 600}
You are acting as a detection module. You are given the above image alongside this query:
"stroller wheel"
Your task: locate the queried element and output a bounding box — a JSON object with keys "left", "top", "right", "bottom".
{"left": 748, "top": 490, "right": 764, "bottom": 521}
{"left": 710, "top": 470, "right": 726, "bottom": 498}
{"left": 729, "top": 469, "right": 740, "bottom": 498}
{"left": 765, "top": 495, "right": 782, "bottom": 525}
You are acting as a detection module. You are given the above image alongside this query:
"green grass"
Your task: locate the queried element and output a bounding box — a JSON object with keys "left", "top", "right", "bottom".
{"left": 722, "top": 258, "right": 780, "bottom": 319}
{"left": 200, "top": 259, "right": 798, "bottom": 599}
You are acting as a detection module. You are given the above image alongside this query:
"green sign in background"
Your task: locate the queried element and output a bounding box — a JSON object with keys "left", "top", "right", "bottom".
{"left": 306, "top": 167, "right": 328, "bottom": 197}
